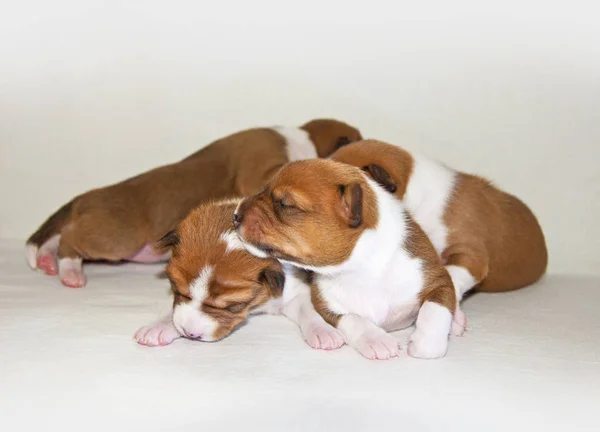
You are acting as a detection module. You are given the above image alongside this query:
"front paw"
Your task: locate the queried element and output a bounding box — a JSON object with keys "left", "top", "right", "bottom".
{"left": 134, "top": 321, "right": 181, "bottom": 347}
{"left": 407, "top": 329, "right": 448, "bottom": 359}
{"left": 351, "top": 328, "right": 400, "bottom": 360}
{"left": 302, "top": 322, "right": 345, "bottom": 350}
{"left": 451, "top": 307, "right": 467, "bottom": 337}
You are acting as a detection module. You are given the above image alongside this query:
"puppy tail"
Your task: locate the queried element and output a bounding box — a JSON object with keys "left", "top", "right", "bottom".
{"left": 27, "top": 199, "right": 75, "bottom": 247}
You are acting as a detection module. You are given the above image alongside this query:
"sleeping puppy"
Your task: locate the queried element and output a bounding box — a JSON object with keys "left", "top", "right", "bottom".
{"left": 234, "top": 159, "right": 458, "bottom": 360}
{"left": 134, "top": 198, "right": 344, "bottom": 350}
{"left": 330, "top": 139, "right": 548, "bottom": 334}
{"left": 26, "top": 119, "right": 362, "bottom": 288}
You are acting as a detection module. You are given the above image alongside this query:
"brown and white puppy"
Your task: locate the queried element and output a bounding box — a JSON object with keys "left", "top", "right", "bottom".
{"left": 234, "top": 160, "right": 458, "bottom": 360}
{"left": 330, "top": 139, "right": 548, "bottom": 334}
{"left": 26, "top": 119, "right": 362, "bottom": 288}
{"left": 134, "top": 198, "right": 344, "bottom": 350}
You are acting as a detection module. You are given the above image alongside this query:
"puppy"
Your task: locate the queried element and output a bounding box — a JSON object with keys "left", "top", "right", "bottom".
{"left": 26, "top": 119, "right": 362, "bottom": 288}
{"left": 330, "top": 139, "right": 548, "bottom": 334}
{"left": 134, "top": 198, "right": 344, "bottom": 350}
{"left": 235, "top": 159, "right": 459, "bottom": 360}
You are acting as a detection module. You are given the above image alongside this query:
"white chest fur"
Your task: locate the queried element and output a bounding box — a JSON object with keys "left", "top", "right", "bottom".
{"left": 272, "top": 126, "right": 317, "bottom": 162}
{"left": 318, "top": 251, "right": 423, "bottom": 331}
{"left": 404, "top": 154, "right": 457, "bottom": 255}
{"left": 307, "top": 177, "right": 425, "bottom": 332}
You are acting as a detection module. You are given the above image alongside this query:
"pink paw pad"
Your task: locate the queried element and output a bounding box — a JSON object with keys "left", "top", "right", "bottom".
{"left": 60, "top": 270, "right": 86, "bottom": 288}
{"left": 37, "top": 255, "right": 58, "bottom": 276}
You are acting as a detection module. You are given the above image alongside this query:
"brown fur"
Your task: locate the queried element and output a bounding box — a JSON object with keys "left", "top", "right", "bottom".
{"left": 404, "top": 217, "right": 456, "bottom": 312}
{"left": 166, "top": 200, "right": 285, "bottom": 341}
{"left": 235, "top": 160, "right": 456, "bottom": 324}
{"left": 331, "top": 139, "right": 548, "bottom": 294}
{"left": 235, "top": 159, "right": 378, "bottom": 267}
{"left": 300, "top": 119, "right": 363, "bottom": 158}
{"left": 27, "top": 119, "right": 362, "bottom": 267}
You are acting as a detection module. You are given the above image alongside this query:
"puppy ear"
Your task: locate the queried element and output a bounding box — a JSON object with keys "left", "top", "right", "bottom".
{"left": 335, "top": 136, "right": 352, "bottom": 149}
{"left": 157, "top": 230, "right": 179, "bottom": 250}
{"left": 338, "top": 183, "right": 363, "bottom": 228}
{"left": 259, "top": 267, "right": 286, "bottom": 298}
{"left": 362, "top": 164, "right": 397, "bottom": 193}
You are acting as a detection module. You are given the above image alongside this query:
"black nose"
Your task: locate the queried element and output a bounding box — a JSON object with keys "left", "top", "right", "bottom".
{"left": 233, "top": 213, "right": 242, "bottom": 229}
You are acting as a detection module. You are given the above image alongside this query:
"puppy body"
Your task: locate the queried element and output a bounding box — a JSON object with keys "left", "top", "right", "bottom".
{"left": 26, "top": 119, "right": 362, "bottom": 288}
{"left": 331, "top": 140, "right": 548, "bottom": 332}
{"left": 134, "top": 199, "right": 344, "bottom": 350}
{"left": 235, "top": 160, "right": 457, "bottom": 359}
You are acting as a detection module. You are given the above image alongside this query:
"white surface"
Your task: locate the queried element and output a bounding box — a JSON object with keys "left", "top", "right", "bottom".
{"left": 0, "top": 239, "right": 598, "bottom": 432}
{"left": 1, "top": 1, "right": 599, "bottom": 274}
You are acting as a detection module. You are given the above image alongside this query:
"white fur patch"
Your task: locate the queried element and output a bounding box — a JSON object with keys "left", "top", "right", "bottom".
{"left": 446, "top": 264, "right": 478, "bottom": 301}
{"left": 305, "top": 176, "right": 423, "bottom": 332}
{"left": 407, "top": 301, "right": 452, "bottom": 359}
{"left": 217, "top": 197, "right": 242, "bottom": 206}
{"left": 190, "top": 265, "right": 213, "bottom": 300}
{"left": 25, "top": 244, "right": 38, "bottom": 269}
{"left": 272, "top": 126, "right": 317, "bottom": 162}
{"left": 172, "top": 265, "right": 218, "bottom": 341}
{"left": 404, "top": 154, "right": 456, "bottom": 255}
{"left": 220, "top": 231, "right": 245, "bottom": 252}
{"left": 239, "top": 238, "right": 269, "bottom": 259}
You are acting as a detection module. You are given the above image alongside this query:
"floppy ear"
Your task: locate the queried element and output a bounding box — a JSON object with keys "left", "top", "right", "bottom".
{"left": 337, "top": 183, "right": 363, "bottom": 228}
{"left": 259, "top": 267, "right": 286, "bottom": 298}
{"left": 335, "top": 136, "right": 352, "bottom": 149}
{"left": 157, "top": 230, "right": 179, "bottom": 250}
{"left": 362, "top": 164, "right": 397, "bottom": 193}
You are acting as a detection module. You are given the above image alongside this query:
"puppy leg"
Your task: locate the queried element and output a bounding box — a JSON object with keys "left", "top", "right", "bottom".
{"left": 442, "top": 244, "right": 489, "bottom": 336}
{"left": 310, "top": 283, "right": 399, "bottom": 359}
{"left": 134, "top": 312, "right": 181, "bottom": 347}
{"left": 408, "top": 278, "right": 456, "bottom": 359}
{"left": 337, "top": 314, "right": 401, "bottom": 360}
{"left": 34, "top": 234, "right": 61, "bottom": 276}
{"left": 281, "top": 284, "right": 345, "bottom": 350}
{"left": 57, "top": 240, "right": 86, "bottom": 288}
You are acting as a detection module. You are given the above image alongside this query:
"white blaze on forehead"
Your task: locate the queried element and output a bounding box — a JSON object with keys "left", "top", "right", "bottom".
{"left": 220, "top": 231, "right": 245, "bottom": 253}
{"left": 190, "top": 265, "right": 214, "bottom": 300}
{"left": 172, "top": 265, "right": 218, "bottom": 340}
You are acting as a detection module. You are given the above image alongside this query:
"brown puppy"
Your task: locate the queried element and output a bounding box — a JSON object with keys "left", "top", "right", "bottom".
{"left": 134, "top": 198, "right": 344, "bottom": 349}
{"left": 330, "top": 139, "right": 548, "bottom": 334}
{"left": 235, "top": 160, "right": 458, "bottom": 360}
{"left": 26, "top": 119, "right": 362, "bottom": 288}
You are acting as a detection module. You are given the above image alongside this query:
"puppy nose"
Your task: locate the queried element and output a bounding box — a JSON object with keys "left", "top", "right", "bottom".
{"left": 233, "top": 213, "right": 243, "bottom": 229}
{"left": 184, "top": 330, "right": 202, "bottom": 340}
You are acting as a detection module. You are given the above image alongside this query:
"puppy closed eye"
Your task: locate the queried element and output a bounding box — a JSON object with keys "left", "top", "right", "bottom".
{"left": 274, "top": 197, "right": 297, "bottom": 211}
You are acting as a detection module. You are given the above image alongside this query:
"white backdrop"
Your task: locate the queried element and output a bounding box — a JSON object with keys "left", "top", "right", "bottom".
{"left": 1, "top": 1, "right": 598, "bottom": 275}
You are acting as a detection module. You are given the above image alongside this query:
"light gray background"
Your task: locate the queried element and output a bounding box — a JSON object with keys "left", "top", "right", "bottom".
{"left": 1, "top": 0, "right": 598, "bottom": 274}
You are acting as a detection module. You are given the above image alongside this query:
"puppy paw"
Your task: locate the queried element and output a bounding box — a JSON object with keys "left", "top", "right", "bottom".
{"left": 451, "top": 307, "right": 467, "bottom": 337}
{"left": 352, "top": 328, "right": 400, "bottom": 360}
{"left": 134, "top": 321, "right": 181, "bottom": 347}
{"left": 407, "top": 329, "right": 448, "bottom": 359}
{"left": 60, "top": 268, "right": 86, "bottom": 288}
{"left": 59, "top": 258, "right": 86, "bottom": 288}
{"left": 302, "top": 322, "right": 345, "bottom": 350}
{"left": 38, "top": 254, "right": 58, "bottom": 276}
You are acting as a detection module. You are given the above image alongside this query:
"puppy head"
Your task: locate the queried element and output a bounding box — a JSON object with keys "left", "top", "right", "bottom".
{"left": 300, "top": 119, "right": 363, "bottom": 157}
{"left": 159, "top": 201, "right": 285, "bottom": 342}
{"left": 234, "top": 159, "right": 378, "bottom": 269}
